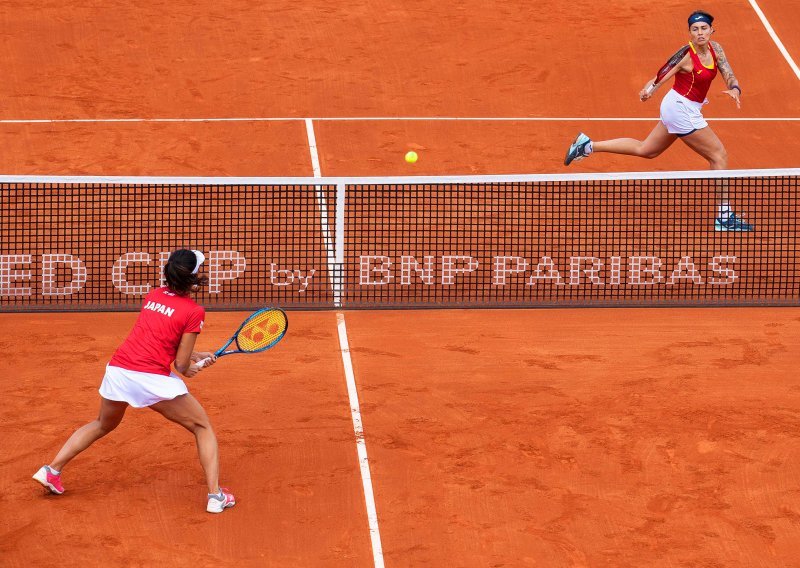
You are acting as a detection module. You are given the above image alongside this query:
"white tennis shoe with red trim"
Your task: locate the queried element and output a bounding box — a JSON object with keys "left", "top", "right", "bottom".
{"left": 207, "top": 487, "right": 236, "bottom": 513}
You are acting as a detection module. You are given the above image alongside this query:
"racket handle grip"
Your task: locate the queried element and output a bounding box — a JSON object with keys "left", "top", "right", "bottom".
{"left": 645, "top": 82, "right": 657, "bottom": 96}
{"left": 196, "top": 356, "right": 212, "bottom": 368}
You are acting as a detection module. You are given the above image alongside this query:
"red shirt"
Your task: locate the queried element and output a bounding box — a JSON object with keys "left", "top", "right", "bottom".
{"left": 672, "top": 42, "right": 718, "bottom": 103}
{"left": 110, "top": 287, "right": 205, "bottom": 376}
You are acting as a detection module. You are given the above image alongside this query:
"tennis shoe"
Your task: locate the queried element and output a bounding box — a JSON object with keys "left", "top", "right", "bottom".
{"left": 207, "top": 487, "right": 235, "bottom": 513}
{"left": 715, "top": 213, "right": 754, "bottom": 232}
{"left": 32, "top": 465, "right": 64, "bottom": 495}
{"left": 564, "top": 133, "right": 593, "bottom": 166}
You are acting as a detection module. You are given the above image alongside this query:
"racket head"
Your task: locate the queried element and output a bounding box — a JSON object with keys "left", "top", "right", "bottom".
{"left": 233, "top": 308, "right": 288, "bottom": 353}
{"left": 654, "top": 45, "right": 690, "bottom": 85}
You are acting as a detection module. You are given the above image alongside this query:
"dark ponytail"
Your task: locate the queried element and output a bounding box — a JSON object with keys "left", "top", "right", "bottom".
{"left": 164, "top": 249, "right": 208, "bottom": 295}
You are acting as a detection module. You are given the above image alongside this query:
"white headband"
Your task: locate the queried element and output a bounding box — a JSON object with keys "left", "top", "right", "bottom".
{"left": 192, "top": 250, "right": 205, "bottom": 274}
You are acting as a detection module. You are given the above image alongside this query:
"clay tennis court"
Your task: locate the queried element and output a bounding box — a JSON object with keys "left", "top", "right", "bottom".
{"left": 2, "top": 1, "right": 800, "bottom": 566}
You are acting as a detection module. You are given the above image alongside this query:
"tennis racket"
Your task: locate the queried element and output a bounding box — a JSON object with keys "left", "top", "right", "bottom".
{"left": 644, "top": 45, "right": 690, "bottom": 96}
{"left": 197, "top": 308, "right": 288, "bottom": 368}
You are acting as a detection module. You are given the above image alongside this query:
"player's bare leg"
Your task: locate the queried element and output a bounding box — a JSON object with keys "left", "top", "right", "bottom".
{"left": 150, "top": 393, "right": 219, "bottom": 493}
{"left": 50, "top": 398, "right": 128, "bottom": 471}
{"left": 681, "top": 127, "right": 752, "bottom": 231}
{"left": 592, "top": 121, "right": 678, "bottom": 159}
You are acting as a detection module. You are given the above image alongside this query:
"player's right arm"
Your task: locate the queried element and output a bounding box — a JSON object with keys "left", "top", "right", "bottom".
{"left": 640, "top": 76, "right": 658, "bottom": 101}
{"left": 640, "top": 52, "right": 692, "bottom": 101}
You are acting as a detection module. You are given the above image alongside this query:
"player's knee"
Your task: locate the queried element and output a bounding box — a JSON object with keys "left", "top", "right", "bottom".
{"left": 98, "top": 418, "right": 120, "bottom": 435}
{"left": 710, "top": 148, "right": 728, "bottom": 168}
{"left": 634, "top": 141, "right": 662, "bottom": 159}
{"left": 188, "top": 416, "right": 212, "bottom": 433}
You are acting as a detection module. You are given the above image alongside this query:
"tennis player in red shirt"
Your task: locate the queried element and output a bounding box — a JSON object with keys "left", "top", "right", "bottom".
{"left": 564, "top": 10, "right": 752, "bottom": 232}
{"left": 33, "top": 249, "right": 235, "bottom": 514}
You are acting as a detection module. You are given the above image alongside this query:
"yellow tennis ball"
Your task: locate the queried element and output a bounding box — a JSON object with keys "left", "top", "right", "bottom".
{"left": 405, "top": 151, "right": 418, "bottom": 164}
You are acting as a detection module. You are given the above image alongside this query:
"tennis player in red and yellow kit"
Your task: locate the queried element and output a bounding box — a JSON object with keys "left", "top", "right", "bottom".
{"left": 33, "top": 249, "right": 235, "bottom": 514}
{"left": 564, "top": 11, "right": 752, "bottom": 232}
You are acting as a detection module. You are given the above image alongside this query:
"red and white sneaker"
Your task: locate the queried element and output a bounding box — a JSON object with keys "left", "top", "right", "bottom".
{"left": 206, "top": 487, "right": 235, "bottom": 513}
{"left": 33, "top": 465, "right": 65, "bottom": 495}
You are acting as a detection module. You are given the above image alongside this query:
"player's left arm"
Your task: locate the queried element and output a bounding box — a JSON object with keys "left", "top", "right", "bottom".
{"left": 712, "top": 41, "right": 742, "bottom": 107}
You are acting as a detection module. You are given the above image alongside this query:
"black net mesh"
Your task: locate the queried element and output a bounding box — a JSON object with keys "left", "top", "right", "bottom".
{"left": 1, "top": 173, "right": 797, "bottom": 311}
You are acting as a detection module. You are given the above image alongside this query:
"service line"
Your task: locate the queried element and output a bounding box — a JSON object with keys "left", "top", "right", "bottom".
{"left": 1, "top": 116, "right": 800, "bottom": 124}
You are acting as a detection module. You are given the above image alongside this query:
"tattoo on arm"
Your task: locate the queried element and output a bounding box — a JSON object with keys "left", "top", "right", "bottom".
{"left": 712, "top": 41, "right": 738, "bottom": 88}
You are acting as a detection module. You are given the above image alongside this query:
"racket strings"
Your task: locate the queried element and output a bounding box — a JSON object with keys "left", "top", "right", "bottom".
{"left": 236, "top": 310, "right": 287, "bottom": 352}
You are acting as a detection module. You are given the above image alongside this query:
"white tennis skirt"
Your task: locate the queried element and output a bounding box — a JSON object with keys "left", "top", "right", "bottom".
{"left": 99, "top": 364, "right": 189, "bottom": 408}
{"left": 660, "top": 89, "right": 708, "bottom": 136}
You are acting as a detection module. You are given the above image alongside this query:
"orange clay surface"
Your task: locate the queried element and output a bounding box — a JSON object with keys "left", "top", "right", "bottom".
{"left": 1, "top": 1, "right": 799, "bottom": 177}
{"left": 344, "top": 309, "right": 800, "bottom": 566}
{"left": 3, "top": 309, "right": 800, "bottom": 566}
{"left": 2, "top": 0, "right": 800, "bottom": 566}
{"left": 755, "top": 0, "right": 800, "bottom": 70}
{"left": 1, "top": 312, "right": 374, "bottom": 567}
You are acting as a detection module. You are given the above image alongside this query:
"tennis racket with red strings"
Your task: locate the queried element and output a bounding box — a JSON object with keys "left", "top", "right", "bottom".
{"left": 644, "top": 45, "right": 690, "bottom": 97}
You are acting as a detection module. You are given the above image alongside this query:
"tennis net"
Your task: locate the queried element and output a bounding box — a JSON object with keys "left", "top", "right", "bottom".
{"left": 1, "top": 170, "right": 798, "bottom": 311}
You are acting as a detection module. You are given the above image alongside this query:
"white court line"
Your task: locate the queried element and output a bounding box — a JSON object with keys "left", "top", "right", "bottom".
{"left": 337, "top": 313, "right": 385, "bottom": 568}
{"left": 304, "top": 119, "right": 385, "bottom": 568}
{"left": 304, "top": 119, "right": 341, "bottom": 307}
{"left": 305, "top": 118, "right": 322, "bottom": 177}
{"left": 748, "top": 0, "right": 800, "bottom": 81}
{"left": 4, "top": 169, "right": 797, "bottom": 185}
{"left": 1, "top": 116, "right": 800, "bottom": 124}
